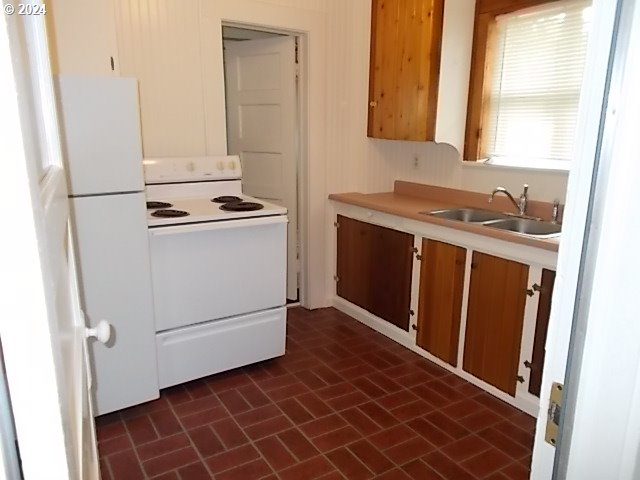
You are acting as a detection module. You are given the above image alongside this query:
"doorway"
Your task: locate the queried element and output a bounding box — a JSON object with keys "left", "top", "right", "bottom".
{"left": 222, "top": 25, "right": 302, "bottom": 303}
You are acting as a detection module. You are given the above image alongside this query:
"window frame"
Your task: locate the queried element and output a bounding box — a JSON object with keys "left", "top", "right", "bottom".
{"left": 464, "top": 0, "right": 568, "bottom": 163}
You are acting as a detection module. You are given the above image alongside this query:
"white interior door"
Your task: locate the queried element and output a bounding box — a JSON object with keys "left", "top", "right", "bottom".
{"left": 225, "top": 36, "right": 299, "bottom": 301}
{"left": 0, "top": 6, "right": 99, "bottom": 479}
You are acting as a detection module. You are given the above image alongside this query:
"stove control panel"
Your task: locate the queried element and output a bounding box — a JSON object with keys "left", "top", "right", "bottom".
{"left": 143, "top": 155, "right": 242, "bottom": 184}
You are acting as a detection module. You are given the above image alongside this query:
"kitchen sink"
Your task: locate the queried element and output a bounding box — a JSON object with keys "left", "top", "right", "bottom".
{"left": 422, "top": 207, "right": 561, "bottom": 238}
{"left": 484, "top": 218, "right": 562, "bottom": 238}
{"left": 425, "top": 208, "right": 509, "bottom": 223}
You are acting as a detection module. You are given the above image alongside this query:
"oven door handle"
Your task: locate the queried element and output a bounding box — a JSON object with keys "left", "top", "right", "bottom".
{"left": 148, "top": 215, "right": 288, "bottom": 236}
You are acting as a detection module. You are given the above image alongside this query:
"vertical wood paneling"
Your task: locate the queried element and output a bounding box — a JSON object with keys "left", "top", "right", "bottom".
{"left": 254, "top": 0, "right": 326, "bottom": 11}
{"left": 113, "top": 0, "right": 207, "bottom": 157}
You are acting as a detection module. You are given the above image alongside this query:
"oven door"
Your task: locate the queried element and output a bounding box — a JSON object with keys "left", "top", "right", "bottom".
{"left": 149, "top": 215, "right": 287, "bottom": 332}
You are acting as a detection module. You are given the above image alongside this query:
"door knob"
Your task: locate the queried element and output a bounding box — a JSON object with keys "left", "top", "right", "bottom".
{"left": 86, "top": 320, "right": 112, "bottom": 344}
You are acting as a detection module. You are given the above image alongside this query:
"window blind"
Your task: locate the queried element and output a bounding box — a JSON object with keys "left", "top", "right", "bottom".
{"left": 482, "top": 0, "right": 592, "bottom": 167}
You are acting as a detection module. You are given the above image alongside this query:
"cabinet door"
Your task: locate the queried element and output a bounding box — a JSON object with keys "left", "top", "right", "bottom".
{"left": 528, "top": 269, "right": 556, "bottom": 397}
{"left": 368, "top": 0, "right": 444, "bottom": 141}
{"left": 416, "top": 239, "right": 466, "bottom": 366}
{"left": 463, "top": 252, "right": 529, "bottom": 396}
{"left": 47, "top": 0, "right": 119, "bottom": 75}
{"left": 336, "top": 216, "right": 413, "bottom": 331}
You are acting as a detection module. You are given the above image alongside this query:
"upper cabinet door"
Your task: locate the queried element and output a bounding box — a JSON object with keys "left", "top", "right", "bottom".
{"left": 368, "top": 0, "right": 444, "bottom": 141}
{"left": 46, "top": 0, "right": 119, "bottom": 75}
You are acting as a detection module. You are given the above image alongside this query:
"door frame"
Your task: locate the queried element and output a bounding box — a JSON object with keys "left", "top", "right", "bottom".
{"left": 0, "top": 8, "right": 79, "bottom": 479}
{"left": 551, "top": 0, "right": 640, "bottom": 477}
{"left": 530, "top": 0, "right": 639, "bottom": 477}
{"left": 222, "top": 28, "right": 302, "bottom": 302}
{"left": 201, "top": 1, "right": 327, "bottom": 310}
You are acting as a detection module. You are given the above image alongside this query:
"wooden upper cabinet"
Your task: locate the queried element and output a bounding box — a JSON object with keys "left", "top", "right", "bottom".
{"left": 417, "top": 239, "right": 466, "bottom": 366}
{"left": 463, "top": 252, "right": 529, "bottom": 396}
{"left": 368, "top": 0, "right": 444, "bottom": 141}
{"left": 336, "top": 216, "right": 414, "bottom": 331}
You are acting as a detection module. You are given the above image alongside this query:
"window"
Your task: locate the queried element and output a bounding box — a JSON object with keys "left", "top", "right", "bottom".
{"left": 464, "top": 0, "right": 592, "bottom": 169}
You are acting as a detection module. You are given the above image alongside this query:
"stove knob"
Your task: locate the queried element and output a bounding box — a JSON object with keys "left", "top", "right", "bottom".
{"left": 217, "top": 161, "right": 225, "bottom": 171}
{"left": 228, "top": 160, "right": 237, "bottom": 170}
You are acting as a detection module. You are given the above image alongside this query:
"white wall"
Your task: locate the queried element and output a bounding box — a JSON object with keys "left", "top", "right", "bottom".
{"left": 113, "top": 1, "right": 210, "bottom": 156}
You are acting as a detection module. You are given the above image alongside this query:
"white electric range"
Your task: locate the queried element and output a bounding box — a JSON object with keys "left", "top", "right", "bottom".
{"left": 144, "top": 156, "right": 288, "bottom": 388}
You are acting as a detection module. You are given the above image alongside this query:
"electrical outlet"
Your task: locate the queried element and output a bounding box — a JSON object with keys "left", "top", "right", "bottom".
{"left": 413, "top": 156, "right": 419, "bottom": 168}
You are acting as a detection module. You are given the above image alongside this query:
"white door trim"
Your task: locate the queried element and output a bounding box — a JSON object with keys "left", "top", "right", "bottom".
{"left": 553, "top": 0, "right": 640, "bottom": 478}
{"left": 530, "top": 0, "right": 629, "bottom": 477}
{"left": 0, "top": 10, "right": 72, "bottom": 479}
{"left": 0, "top": 4, "right": 100, "bottom": 478}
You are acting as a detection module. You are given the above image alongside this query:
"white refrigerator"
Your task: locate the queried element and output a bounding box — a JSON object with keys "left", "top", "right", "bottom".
{"left": 56, "top": 76, "right": 159, "bottom": 415}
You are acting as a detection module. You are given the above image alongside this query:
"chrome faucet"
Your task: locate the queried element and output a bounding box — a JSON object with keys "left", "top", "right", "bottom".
{"left": 551, "top": 199, "right": 560, "bottom": 224}
{"left": 489, "top": 184, "right": 529, "bottom": 216}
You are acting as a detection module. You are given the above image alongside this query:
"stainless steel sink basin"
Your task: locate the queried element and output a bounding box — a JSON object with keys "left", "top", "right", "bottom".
{"left": 422, "top": 207, "right": 561, "bottom": 238}
{"left": 426, "top": 208, "right": 509, "bottom": 223}
{"left": 484, "top": 218, "right": 561, "bottom": 238}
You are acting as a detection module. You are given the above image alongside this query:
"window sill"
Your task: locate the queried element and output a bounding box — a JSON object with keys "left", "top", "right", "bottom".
{"left": 461, "top": 159, "right": 571, "bottom": 175}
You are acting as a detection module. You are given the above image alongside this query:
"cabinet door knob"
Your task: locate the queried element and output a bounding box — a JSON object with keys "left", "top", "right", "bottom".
{"left": 86, "top": 320, "right": 112, "bottom": 344}
{"left": 411, "top": 324, "right": 418, "bottom": 331}
{"left": 369, "top": 100, "right": 378, "bottom": 107}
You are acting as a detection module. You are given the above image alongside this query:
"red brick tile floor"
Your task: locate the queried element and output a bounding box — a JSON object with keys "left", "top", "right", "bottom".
{"left": 96, "top": 307, "right": 536, "bottom": 480}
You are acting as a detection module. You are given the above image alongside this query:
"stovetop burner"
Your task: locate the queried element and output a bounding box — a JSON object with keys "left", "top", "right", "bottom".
{"left": 211, "top": 196, "right": 243, "bottom": 204}
{"left": 220, "top": 202, "right": 264, "bottom": 212}
{"left": 147, "top": 201, "right": 173, "bottom": 209}
{"left": 151, "top": 209, "right": 190, "bottom": 218}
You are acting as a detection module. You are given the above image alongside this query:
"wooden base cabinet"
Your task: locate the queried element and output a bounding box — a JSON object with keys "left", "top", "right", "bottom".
{"left": 463, "top": 252, "right": 529, "bottom": 396}
{"left": 336, "top": 215, "right": 414, "bottom": 331}
{"left": 416, "top": 239, "right": 466, "bottom": 366}
{"left": 331, "top": 205, "right": 561, "bottom": 414}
